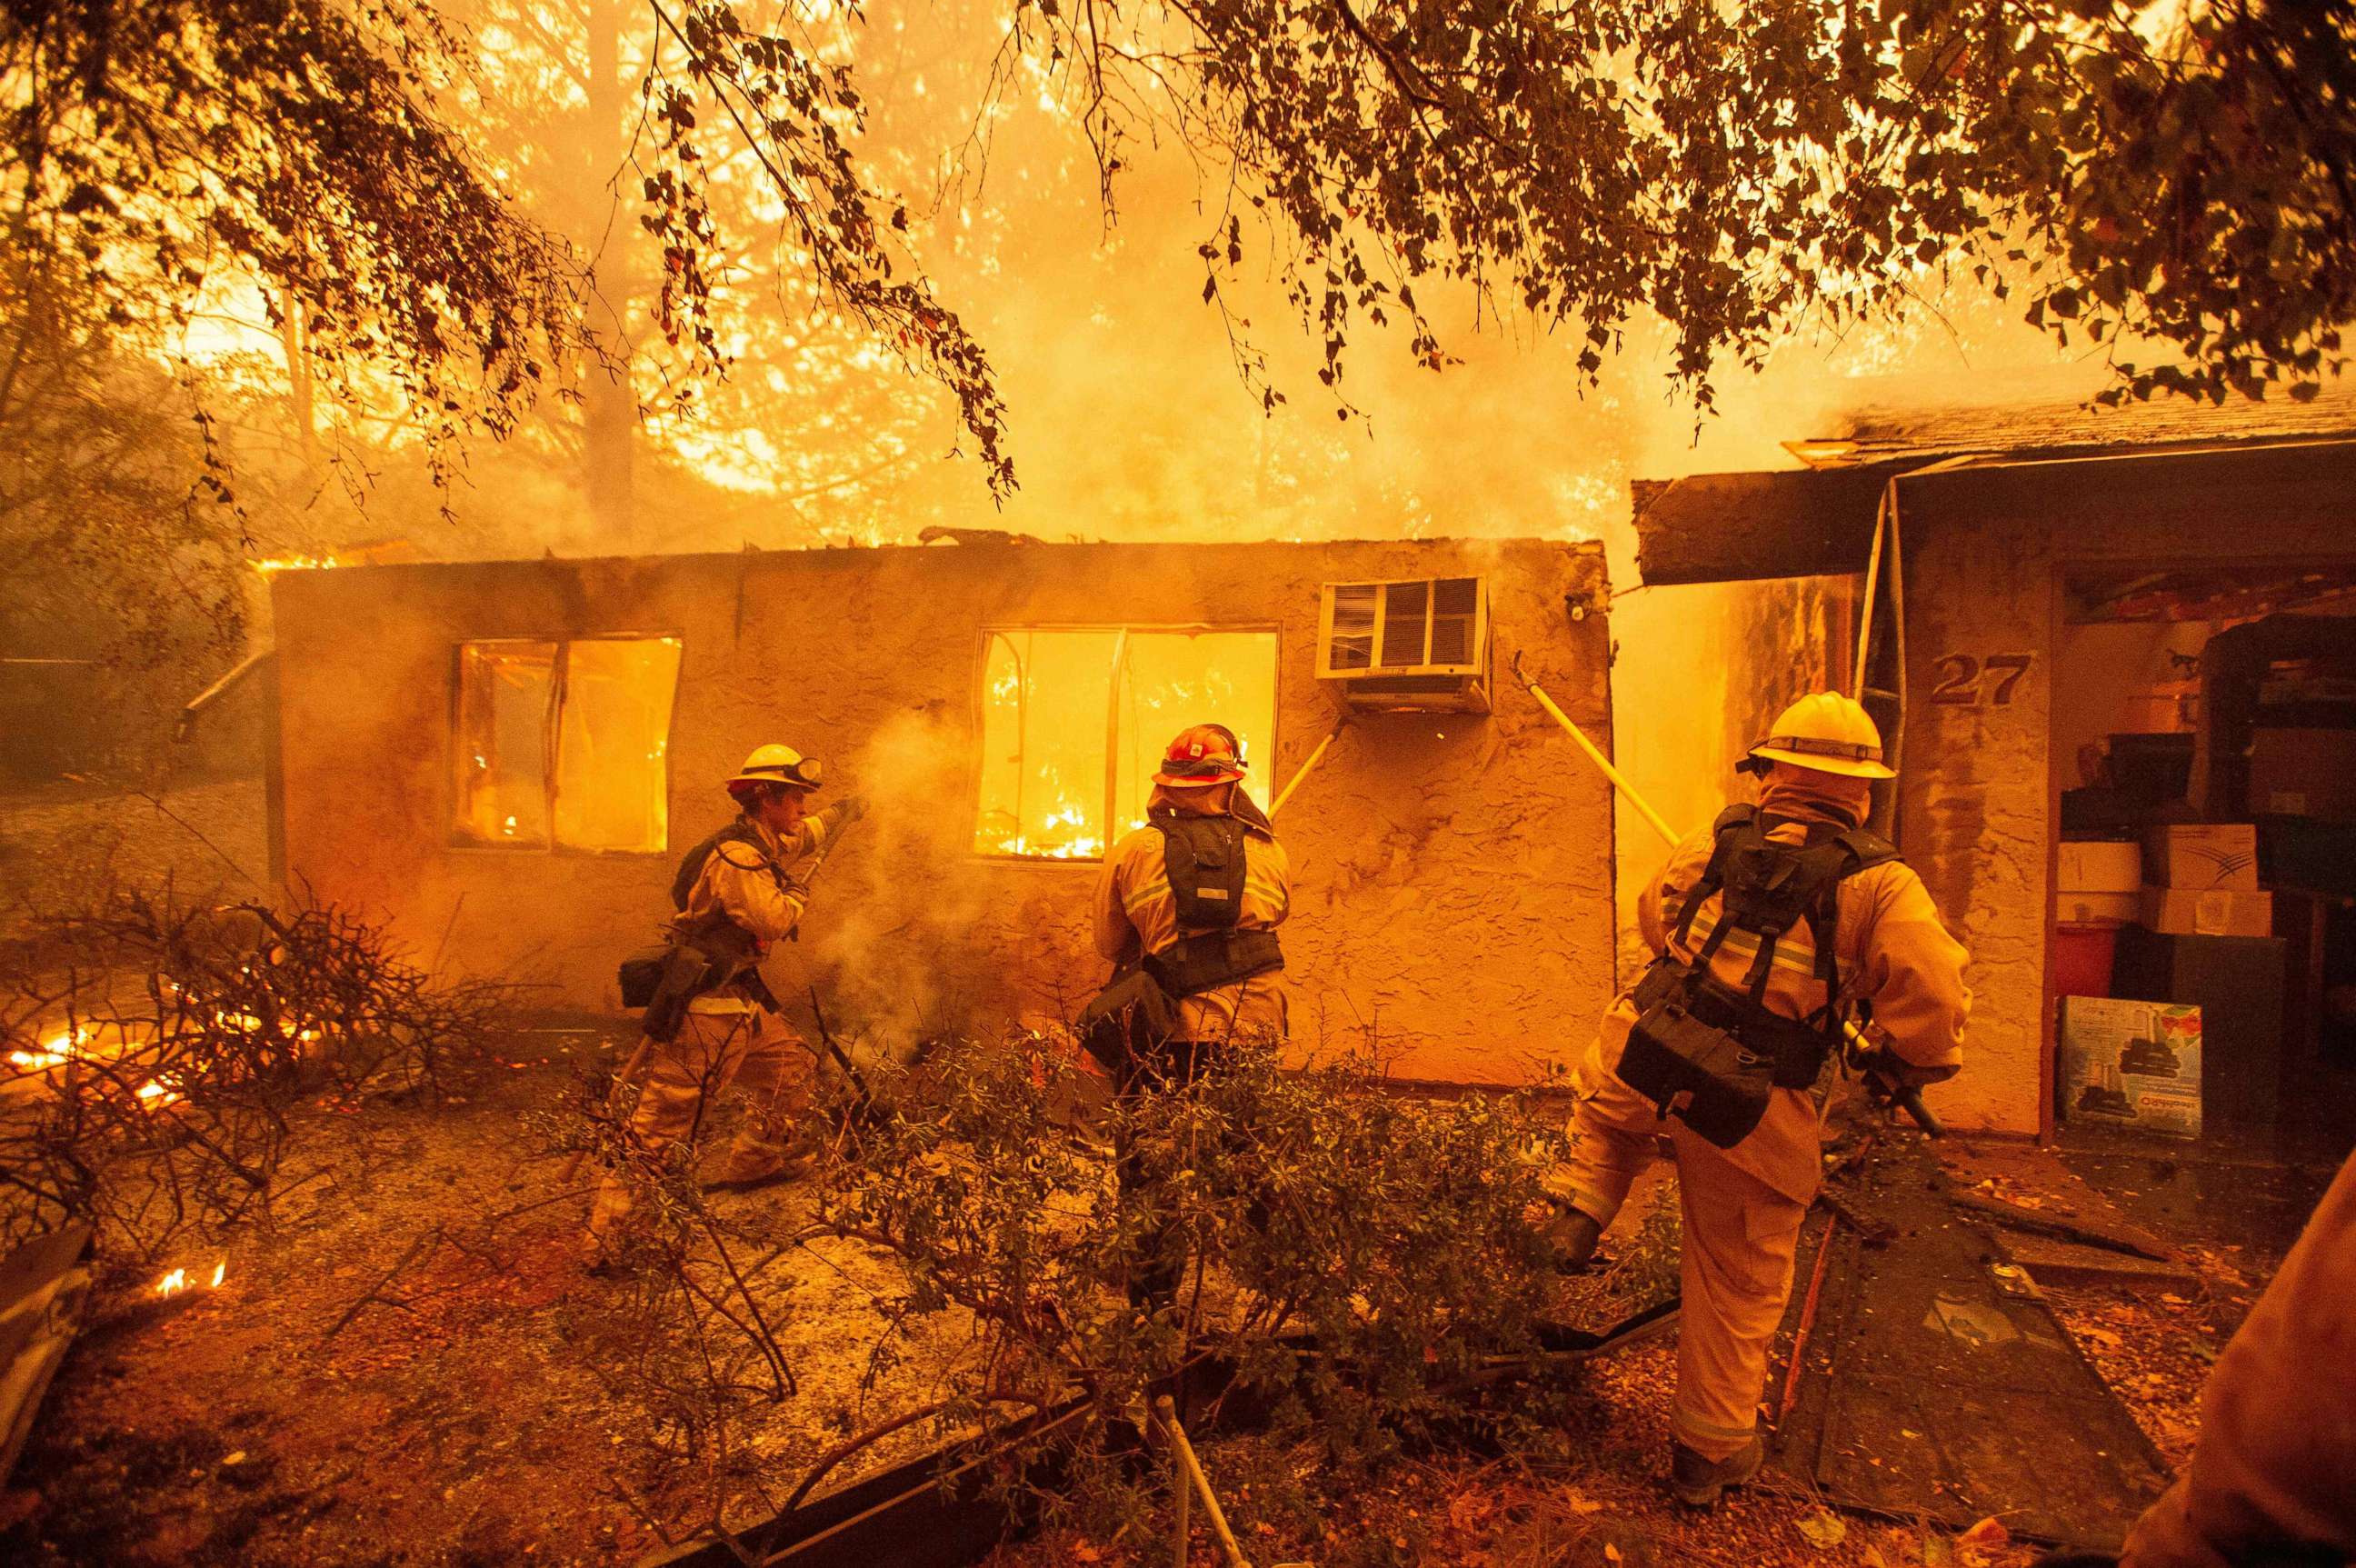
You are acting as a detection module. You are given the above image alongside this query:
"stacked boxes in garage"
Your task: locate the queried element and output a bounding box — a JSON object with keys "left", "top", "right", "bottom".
{"left": 2061, "top": 824, "right": 2291, "bottom": 1135}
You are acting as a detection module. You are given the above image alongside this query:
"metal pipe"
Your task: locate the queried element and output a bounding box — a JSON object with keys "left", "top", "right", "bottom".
{"left": 1153, "top": 1395, "right": 1250, "bottom": 1568}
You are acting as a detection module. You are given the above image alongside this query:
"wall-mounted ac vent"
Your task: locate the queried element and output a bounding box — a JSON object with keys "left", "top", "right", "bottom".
{"left": 1315, "top": 576, "right": 1492, "bottom": 713}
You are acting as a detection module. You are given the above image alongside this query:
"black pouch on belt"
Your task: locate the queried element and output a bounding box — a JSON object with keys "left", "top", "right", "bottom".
{"left": 1615, "top": 990, "right": 1777, "bottom": 1149}
{"left": 617, "top": 945, "right": 671, "bottom": 1010}
{"left": 1076, "top": 967, "right": 1179, "bottom": 1075}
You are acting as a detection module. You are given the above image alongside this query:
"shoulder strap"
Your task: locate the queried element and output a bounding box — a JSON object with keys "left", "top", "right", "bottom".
{"left": 672, "top": 822, "right": 779, "bottom": 911}
{"left": 1671, "top": 804, "right": 1755, "bottom": 951}
{"left": 1797, "top": 825, "right": 1903, "bottom": 1011}
{"left": 1833, "top": 825, "right": 1901, "bottom": 871}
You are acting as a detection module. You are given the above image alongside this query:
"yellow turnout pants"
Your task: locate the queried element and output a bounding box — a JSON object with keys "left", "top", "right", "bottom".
{"left": 586, "top": 1007, "right": 817, "bottom": 1242}
{"left": 1550, "top": 1019, "right": 1810, "bottom": 1461}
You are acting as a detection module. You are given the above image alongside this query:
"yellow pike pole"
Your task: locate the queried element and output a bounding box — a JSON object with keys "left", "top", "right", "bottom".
{"left": 1509, "top": 653, "right": 1680, "bottom": 849}
{"left": 1509, "top": 652, "right": 1939, "bottom": 1133}
{"left": 1267, "top": 715, "right": 1349, "bottom": 819}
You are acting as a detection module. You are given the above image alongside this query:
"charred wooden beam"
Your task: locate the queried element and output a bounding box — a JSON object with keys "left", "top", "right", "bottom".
{"left": 1632, "top": 470, "right": 1887, "bottom": 586}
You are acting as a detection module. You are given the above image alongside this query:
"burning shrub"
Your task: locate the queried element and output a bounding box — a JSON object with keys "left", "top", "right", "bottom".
{"left": 0, "top": 886, "right": 513, "bottom": 1258}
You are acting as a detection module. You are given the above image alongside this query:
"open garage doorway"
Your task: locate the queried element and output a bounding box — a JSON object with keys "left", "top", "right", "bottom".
{"left": 2050, "top": 561, "right": 2356, "bottom": 1159}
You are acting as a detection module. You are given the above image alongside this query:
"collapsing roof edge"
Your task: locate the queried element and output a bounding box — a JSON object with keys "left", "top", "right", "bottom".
{"left": 1632, "top": 436, "right": 2356, "bottom": 589}
{"left": 1792, "top": 382, "right": 2356, "bottom": 471}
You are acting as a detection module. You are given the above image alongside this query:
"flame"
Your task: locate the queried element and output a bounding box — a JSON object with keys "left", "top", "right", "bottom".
{"left": 251, "top": 554, "right": 340, "bottom": 574}
{"left": 155, "top": 1260, "right": 226, "bottom": 1297}
{"left": 9, "top": 1026, "right": 94, "bottom": 1073}
{"left": 135, "top": 1079, "right": 182, "bottom": 1108}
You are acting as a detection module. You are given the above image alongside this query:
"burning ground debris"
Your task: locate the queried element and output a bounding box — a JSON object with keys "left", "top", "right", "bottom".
{"left": 1, "top": 886, "right": 514, "bottom": 1259}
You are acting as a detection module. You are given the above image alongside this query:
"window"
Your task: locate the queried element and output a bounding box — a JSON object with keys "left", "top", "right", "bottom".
{"left": 974, "top": 629, "right": 1279, "bottom": 860}
{"left": 453, "top": 636, "right": 683, "bottom": 852}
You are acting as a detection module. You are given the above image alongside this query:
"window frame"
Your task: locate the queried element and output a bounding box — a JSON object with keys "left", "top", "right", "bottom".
{"left": 967, "top": 621, "right": 1285, "bottom": 866}
{"left": 445, "top": 631, "right": 686, "bottom": 857}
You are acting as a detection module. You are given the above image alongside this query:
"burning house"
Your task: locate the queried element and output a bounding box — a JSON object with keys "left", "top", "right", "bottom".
{"left": 265, "top": 535, "right": 1620, "bottom": 1085}
{"left": 1634, "top": 390, "right": 2356, "bottom": 1143}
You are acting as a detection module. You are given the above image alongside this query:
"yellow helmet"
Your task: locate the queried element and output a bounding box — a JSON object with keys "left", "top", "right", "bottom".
{"left": 1747, "top": 693, "right": 1896, "bottom": 780}
{"left": 728, "top": 743, "right": 823, "bottom": 792}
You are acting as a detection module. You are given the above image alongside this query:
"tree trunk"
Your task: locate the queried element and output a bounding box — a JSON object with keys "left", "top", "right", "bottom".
{"left": 580, "top": 0, "right": 636, "bottom": 543}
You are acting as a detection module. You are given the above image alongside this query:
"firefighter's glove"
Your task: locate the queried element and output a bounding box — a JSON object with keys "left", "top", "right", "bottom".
{"left": 838, "top": 793, "right": 870, "bottom": 824}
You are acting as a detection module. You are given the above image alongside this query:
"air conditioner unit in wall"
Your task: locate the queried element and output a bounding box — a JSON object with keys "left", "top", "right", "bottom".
{"left": 1314, "top": 576, "right": 1492, "bottom": 713}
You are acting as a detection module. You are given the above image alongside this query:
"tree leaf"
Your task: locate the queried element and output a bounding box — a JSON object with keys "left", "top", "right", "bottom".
{"left": 1796, "top": 1509, "right": 1848, "bottom": 1549}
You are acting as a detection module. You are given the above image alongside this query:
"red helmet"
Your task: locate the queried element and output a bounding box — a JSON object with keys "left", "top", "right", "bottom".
{"left": 1153, "top": 724, "right": 1246, "bottom": 788}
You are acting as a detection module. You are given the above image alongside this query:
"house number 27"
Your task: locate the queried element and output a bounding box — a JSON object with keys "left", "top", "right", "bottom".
{"left": 1930, "top": 653, "right": 2034, "bottom": 707}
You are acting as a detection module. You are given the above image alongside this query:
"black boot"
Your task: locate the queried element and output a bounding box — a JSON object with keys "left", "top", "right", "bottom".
{"left": 1669, "top": 1436, "right": 1763, "bottom": 1509}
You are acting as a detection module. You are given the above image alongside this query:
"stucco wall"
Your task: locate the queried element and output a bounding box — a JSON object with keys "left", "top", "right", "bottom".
{"left": 1895, "top": 445, "right": 2356, "bottom": 1135}
{"left": 271, "top": 538, "right": 1617, "bottom": 1085}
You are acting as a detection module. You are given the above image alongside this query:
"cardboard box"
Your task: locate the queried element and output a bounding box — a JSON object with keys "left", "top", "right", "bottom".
{"left": 2112, "top": 928, "right": 2287, "bottom": 1128}
{"left": 2057, "top": 891, "right": 2139, "bottom": 926}
{"left": 2144, "top": 824, "right": 2261, "bottom": 890}
{"left": 2140, "top": 884, "right": 2275, "bottom": 938}
{"left": 2058, "top": 840, "right": 2142, "bottom": 894}
{"left": 2249, "top": 728, "right": 2356, "bottom": 821}
{"left": 2058, "top": 996, "right": 2202, "bottom": 1139}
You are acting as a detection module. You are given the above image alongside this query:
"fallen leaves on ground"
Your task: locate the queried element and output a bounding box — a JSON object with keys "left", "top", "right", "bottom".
{"left": 1796, "top": 1508, "right": 1849, "bottom": 1549}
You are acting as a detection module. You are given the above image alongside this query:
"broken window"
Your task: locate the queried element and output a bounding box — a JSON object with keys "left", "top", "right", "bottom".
{"left": 453, "top": 636, "right": 683, "bottom": 852}
{"left": 974, "top": 629, "right": 1278, "bottom": 860}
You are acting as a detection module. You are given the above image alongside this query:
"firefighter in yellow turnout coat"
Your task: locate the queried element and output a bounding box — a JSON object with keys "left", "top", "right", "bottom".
{"left": 1089, "top": 724, "right": 1291, "bottom": 1307}
{"left": 585, "top": 744, "right": 864, "bottom": 1264}
{"left": 1545, "top": 694, "right": 1971, "bottom": 1506}
{"left": 1092, "top": 724, "right": 1292, "bottom": 1056}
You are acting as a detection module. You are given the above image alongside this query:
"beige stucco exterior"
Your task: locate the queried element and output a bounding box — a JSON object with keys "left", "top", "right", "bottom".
{"left": 1895, "top": 445, "right": 2356, "bottom": 1135}
{"left": 271, "top": 538, "right": 1619, "bottom": 1086}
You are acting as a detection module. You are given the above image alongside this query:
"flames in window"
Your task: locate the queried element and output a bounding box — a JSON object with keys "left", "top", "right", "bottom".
{"left": 975, "top": 629, "right": 1278, "bottom": 861}
{"left": 453, "top": 637, "right": 682, "bottom": 853}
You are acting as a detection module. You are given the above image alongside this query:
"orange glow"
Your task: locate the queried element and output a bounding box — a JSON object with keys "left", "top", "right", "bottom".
{"left": 974, "top": 629, "right": 1277, "bottom": 860}
{"left": 454, "top": 637, "right": 682, "bottom": 852}
{"left": 154, "top": 1261, "right": 225, "bottom": 1298}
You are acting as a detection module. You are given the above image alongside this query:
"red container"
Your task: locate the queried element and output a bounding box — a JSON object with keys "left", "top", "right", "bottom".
{"left": 2054, "top": 924, "right": 2121, "bottom": 998}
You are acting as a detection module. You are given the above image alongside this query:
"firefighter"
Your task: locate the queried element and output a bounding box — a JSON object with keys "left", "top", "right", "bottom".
{"left": 584, "top": 744, "right": 864, "bottom": 1266}
{"left": 2099, "top": 1145, "right": 2356, "bottom": 1568}
{"left": 1542, "top": 693, "right": 1971, "bottom": 1507}
{"left": 1086, "top": 723, "right": 1291, "bottom": 1303}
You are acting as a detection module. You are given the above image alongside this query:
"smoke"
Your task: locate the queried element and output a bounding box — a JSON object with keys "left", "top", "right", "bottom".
{"left": 797, "top": 709, "right": 1007, "bottom": 1055}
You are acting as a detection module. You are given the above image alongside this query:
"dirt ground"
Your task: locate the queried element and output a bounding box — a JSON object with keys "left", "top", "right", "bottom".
{"left": 0, "top": 1046, "right": 2320, "bottom": 1568}
{"left": 0, "top": 775, "right": 270, "bottom": 936}
{"left": 989, "top": 1135, "right": 2317, "bottom": 1568}
{"left": 0, "top": 1030, "right": 969, "bottom": 1568}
